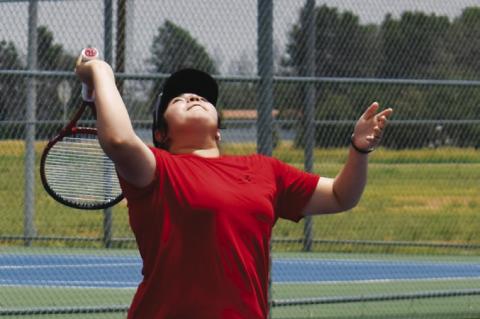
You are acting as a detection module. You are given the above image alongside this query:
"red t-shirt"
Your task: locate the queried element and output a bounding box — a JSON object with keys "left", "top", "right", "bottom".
{"left": 119, "top": 147, "right": 319, "bottom": 319}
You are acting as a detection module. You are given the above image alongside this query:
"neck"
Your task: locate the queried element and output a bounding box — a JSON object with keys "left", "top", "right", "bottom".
{"left": 170, "top": 146, "right": 220, "bottom": 158}
{"left": 166, "top": 128, "right": 220, "bottom": 158}
{"left": 168, "top": 135, "right": 220, "bottom": 158}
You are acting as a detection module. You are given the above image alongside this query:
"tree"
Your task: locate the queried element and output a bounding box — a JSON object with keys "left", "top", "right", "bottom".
{"left": 0, "top": 40, "right": 25, "bottom": 124}
{"left": 448, "top": 7, "right": 480, "bottom": 79}
{"left": 37, "top": 26, "right": 76, "bottom": 71}
{"left": 283, "top": 4, "right": 380, "bottom": 148}
{"left": 378, "top": 11, "right": 480, "bottom": 149}
{"left": 35, "top": 26, "right": 78, "bottom": 124}
{"left": 150, "top": 20, "right": 217, "bottom": 75}
{"left": 282, "top": 5, "right": 479, "bottom": 149}
{"left": 380, "top": 12, "right": 450, "bottom": 79}
{"left": 284, "top": 5, "right": 379, "bottom": 78}
{"left": 148, "top": 20, "right": 218, "bottom": 113}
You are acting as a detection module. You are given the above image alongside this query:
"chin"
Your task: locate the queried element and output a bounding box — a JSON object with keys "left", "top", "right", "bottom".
{"left": 188, "top": 115, "right": 217, "bottom": 125}
{"left": 178, "top": 118, "right": 217, "bottom": 132}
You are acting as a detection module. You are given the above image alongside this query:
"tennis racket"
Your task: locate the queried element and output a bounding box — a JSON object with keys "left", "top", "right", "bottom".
{"left": 40, "top": 47, "right": 124, "bottom": 210}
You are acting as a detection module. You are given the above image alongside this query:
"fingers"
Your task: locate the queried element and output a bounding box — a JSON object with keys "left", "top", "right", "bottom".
{"left": 362, "top": 102, "right": 380, "bottom": 120}
{"left": 74, "top": 54, "right": 98, "bottom": 83}
{"left": 376, "top": 114, "right": 388, "bottom": 130}
{"left": 378, "top": 107, "right": 394, "bottom": 119}
{"left": 75, "top": 51, "right": 95, "bottom": 71}
{"left": 74, "top": 54, "right": 87, "bottom": 75}
{"left": 368, "top": 107, "right": 391, "bottom": 140}
{"left": 375, "top": 108, "right": 393, "bottom": 129}
{"left": 354, "top": 103, "right": 393, "bottom": 151}
{"left": 365, "top": 104, "right": 393, "bottom": 128}
{"left": 372, "top": 115, "right": 386, "bottom": 139}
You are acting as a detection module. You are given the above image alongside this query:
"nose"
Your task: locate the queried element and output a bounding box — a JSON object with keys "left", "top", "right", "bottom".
{"left": 187, "top": 95, "right": 201, "bottom": 103}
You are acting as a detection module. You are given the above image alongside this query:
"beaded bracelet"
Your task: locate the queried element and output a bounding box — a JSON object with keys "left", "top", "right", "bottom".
{"left": 350, "top": 134, "right": 374, "bottom": 154}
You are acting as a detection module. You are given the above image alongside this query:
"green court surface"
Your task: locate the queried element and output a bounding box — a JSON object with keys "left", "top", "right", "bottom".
{"left": 2, "top": 286, "right": 479, "bottom": 319}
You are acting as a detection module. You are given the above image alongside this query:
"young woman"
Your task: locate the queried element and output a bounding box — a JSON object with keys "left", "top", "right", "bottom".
{"left": 75, "top": 58, "right": 393, "bottom": 319}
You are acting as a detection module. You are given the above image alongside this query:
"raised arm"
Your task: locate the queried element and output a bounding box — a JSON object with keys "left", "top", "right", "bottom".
{"left": 303, "top": 102, "right": 393, "bottom": 215}
{"left": 75, "top": 56, "right": 156, "bottom": 188}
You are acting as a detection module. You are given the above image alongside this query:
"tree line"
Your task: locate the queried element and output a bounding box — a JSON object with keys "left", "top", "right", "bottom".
{"left": 0, "top": 4, "right": 479, "bottom": 148}
{"left": 281, "top": 5, "right": 480, "bottom": 149}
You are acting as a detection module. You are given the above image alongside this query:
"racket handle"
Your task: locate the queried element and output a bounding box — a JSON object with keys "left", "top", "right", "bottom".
{"left": 80, "top": 48, "right": 99, "bottom": 102}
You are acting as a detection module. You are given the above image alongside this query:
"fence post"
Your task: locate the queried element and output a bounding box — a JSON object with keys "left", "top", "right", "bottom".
{"left": 257, "top": 0, "right": 274, "bottom": 156}
{"left": 103, "top": 0, "right": 114, "bottom": 248}
{"left": 116, "top": 0, "right": 126, "bottom": 95}
{"left": 258, "top": 1, "right": 274, "bottom": 316}
{"left": 302, "top": 0, "right": 316, "bottom": 252}
{"left": 24, "top": 0, "right": 38, "bottom": 247}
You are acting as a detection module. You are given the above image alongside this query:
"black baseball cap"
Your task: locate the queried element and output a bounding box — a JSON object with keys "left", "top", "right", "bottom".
{"left": 152, "top": 68, "right": 219, "bottom": 147}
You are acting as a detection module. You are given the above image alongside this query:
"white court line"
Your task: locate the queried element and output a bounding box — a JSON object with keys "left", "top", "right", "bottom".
{"left": 0, "top": 262, "right": 140, "bottom": 270}
{"left": 275, "top": 276, "right": 480, "bottom": 285}
{"left": 0, "top": 283, "right": 136, "bottom": 290}
{"left": 0, "top": 279, "right": 138, "bottom": 288}
{"left": 274, "top": 258, "right": 480, "bottom": 267}
{"left": 0, "top": 254, "right": 140, "bottom": 260}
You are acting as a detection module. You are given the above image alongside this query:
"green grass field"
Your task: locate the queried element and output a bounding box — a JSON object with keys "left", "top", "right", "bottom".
{"left": 1, "top": 141, "right": 479, "bottom": 254}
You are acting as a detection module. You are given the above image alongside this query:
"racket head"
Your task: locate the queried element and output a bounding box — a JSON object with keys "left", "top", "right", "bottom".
{"left": 40, "top": 127, "right": 124, "bottom": 210}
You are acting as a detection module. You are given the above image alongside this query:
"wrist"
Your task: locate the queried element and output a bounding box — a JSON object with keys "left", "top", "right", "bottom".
{"left": 350, "top": 134, "right": 374, "bottom": 154}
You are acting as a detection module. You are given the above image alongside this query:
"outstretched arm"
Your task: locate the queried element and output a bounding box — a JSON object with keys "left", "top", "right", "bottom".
{"left": 303, "top": 102, "right": 393, "bottom": 215}
{"left": 75, "top": 56, "right": 156, "bottom": 188}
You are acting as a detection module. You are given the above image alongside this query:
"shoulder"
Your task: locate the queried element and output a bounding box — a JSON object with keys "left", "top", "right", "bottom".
{"left": 148, "top": 146, "right": 179, "bottom": 166}
{"left": 148, "top": 146, "right": 170, "bottom": 157}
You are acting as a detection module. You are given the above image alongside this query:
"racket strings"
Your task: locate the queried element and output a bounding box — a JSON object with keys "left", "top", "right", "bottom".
{"left": 44, "top": 136, "right": 122, "bottom": 205}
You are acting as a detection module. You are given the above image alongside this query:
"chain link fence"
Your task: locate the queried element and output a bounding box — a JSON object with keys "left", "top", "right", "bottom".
{"left": 0, "top": 0, "right": 479, "bottom": 318}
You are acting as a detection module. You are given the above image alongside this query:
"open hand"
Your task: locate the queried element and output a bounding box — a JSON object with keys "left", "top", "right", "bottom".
{"left": 352, "top": 102, "right": 393, "bottom": 152}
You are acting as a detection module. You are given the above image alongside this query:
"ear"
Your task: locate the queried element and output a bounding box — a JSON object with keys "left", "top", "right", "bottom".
{"left": 215, "top": 131, "right": 221, "bottom": 142}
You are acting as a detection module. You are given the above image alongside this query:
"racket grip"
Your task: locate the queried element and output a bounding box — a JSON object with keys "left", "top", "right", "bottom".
{"left": 80, "top": 48, "right": 99, "bottom": 102}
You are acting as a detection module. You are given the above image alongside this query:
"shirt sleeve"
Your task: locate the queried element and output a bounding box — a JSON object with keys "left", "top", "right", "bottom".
{"left": 271, "top": 157, "right": 320, "bottom": 222}
{"left": 116, "top": 146, "right": 165, "bottom": 201}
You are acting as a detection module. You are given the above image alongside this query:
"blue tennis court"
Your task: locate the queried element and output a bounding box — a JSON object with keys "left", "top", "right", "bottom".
{"left": 1, "top": 254, "right": 479, "bottom": 288}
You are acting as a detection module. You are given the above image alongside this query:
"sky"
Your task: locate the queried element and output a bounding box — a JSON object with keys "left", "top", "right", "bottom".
{"left": 0, "top": 0, "right": 479, "bottom": 74}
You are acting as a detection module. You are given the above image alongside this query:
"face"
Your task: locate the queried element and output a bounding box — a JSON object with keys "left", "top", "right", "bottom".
{"left": 161, "top": 93, "right": 220, "bottom": 142}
